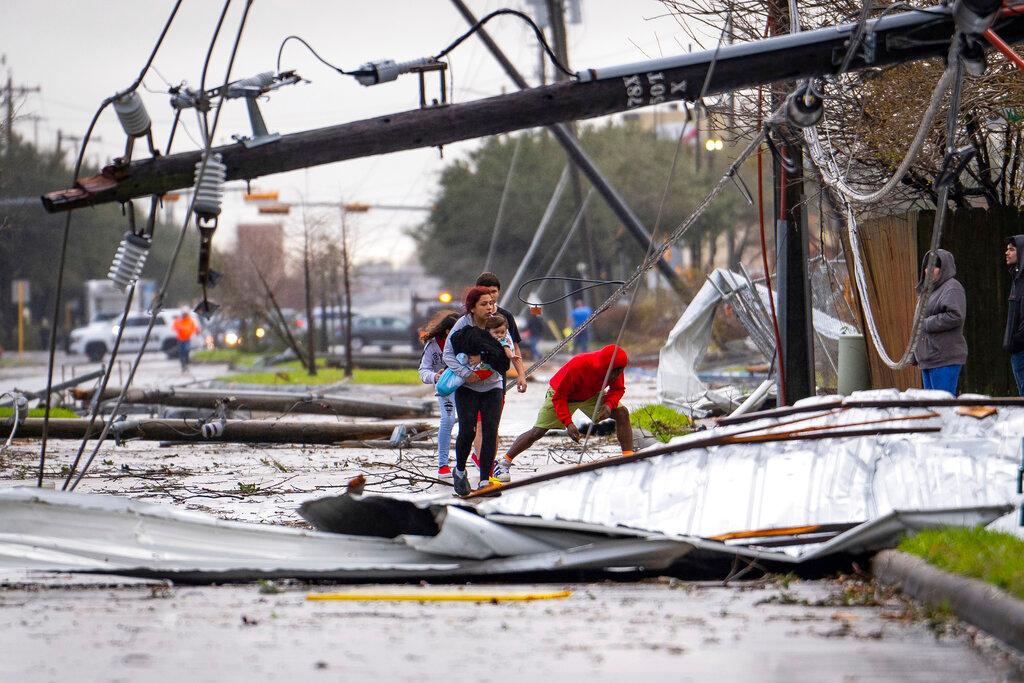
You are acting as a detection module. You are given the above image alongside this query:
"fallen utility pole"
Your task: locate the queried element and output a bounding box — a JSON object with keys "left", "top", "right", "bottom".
{"left": 449, "top": 0, "right": 678, "bottom": 288}
{"left": 0, "top": 368, "right": 105, "bottom": 406}
{"left": 71, "top": 387, "right": 433, "bottom": 419}
{"left": 42, "top": 6, "right": 1022, "bottom": 215}
{"left": 13, "top": 417, "right": 433, "bottom": 445}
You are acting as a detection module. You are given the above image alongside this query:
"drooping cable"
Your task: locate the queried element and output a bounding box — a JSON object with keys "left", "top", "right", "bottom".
{"left": 516, "top": 277, "right": 626, "bottom": 308}
{"left": 804, "top": 67, "right": 954, "bottom": 205}
{"left": 433, "top": 9, "right": 575, "bottom": 78}
{"left": 36, "top": 0, "right": 184, "bottom": 487}
{"left": 1, "top": 392, "right": 25, "bottom": 454}
{"left": 68, "top": 1, "right": 255, "bottom": 491}
{"left": 757, "top": 84, "right": 786, "bottom": 405}
{"left": 515, "top": 190, "right": 595, "bottom": 318}
{"left": 841, "top": 44, "right": 965, "bottom": 370}
{"left": 275, "top": 35, "right": 369, "bottom": 76}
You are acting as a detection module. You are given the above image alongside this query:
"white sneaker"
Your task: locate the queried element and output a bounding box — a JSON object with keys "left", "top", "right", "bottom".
{"left": 492, "top": 457, "right": 512, "bottom": 483}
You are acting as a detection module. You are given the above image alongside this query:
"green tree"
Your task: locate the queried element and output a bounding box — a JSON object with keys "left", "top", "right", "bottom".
{"left": 413, "top": 123, "right": 759, "bottom": 295}
{"left": 0, "top": 133, "right": 199, "bottom": 349}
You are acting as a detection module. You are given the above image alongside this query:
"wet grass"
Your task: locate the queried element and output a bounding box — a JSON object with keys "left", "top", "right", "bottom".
{"left": 899, "top": 527, "right": 1024, "bottom": 600}
{"left": 218, "top": 361, "right": 419, "bottom": 386}
{"left": 631, "top": 403, "right": 692, "bottom": 442}
{"left": 0, "top": 406, "right": 77, "bottom": 418}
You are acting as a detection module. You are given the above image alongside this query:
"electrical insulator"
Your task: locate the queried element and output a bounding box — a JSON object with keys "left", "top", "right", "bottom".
{"left": 112, "top": 91, "right": 152, "bottom": 138}
{"left": 193, "top": 153, "right": 226, "bottom": 220}
{"left": 785, "top": 82, "right": 824, "bottom": 128}
{"left": 107, "top": 232, "right": 151, "bottom": 291}
{"left": 227, "top": 71, "right": 276, "bottom": 97}
{"left": 355, "top": 57, "right": 434, "bottom": 86}
{"left": 201, "top": 418, "right": 226, "bottom": 439}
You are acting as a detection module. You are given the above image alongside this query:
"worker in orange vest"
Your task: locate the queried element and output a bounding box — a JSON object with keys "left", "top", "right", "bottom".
{"left": 172, "top": 306, "right": 199, "bottom": 372}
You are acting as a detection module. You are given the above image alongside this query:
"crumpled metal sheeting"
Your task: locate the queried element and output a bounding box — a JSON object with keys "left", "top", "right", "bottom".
{"left": 479, "top": 390, "right": 1023, "bottom": 541}
{"left": 0, "top": 489, "right": 452, "bottom": 576}
{"left": 0, "top": 489, "right": 694, "bottom": 581}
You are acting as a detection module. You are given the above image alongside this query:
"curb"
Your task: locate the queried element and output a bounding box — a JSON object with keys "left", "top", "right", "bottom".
{"left": 872, "top": 549, "right": 1024, "bottom": 653}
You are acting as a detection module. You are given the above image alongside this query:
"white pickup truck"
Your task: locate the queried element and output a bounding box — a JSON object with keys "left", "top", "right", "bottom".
{"left": 68, "top": 311, "right": 183, "bottom": 362}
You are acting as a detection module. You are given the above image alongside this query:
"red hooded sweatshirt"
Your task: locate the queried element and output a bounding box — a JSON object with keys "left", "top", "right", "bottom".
{"left": 549, "top": 344, "right": 628, "bottom": 426}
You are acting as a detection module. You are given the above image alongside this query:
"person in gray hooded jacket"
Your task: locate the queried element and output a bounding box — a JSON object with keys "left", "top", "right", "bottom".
{"left": 912, "top": 248, "right": 967, "bottom": 395}
{"left": 1003, "top": 235, "right": 1024, "bottom": 394}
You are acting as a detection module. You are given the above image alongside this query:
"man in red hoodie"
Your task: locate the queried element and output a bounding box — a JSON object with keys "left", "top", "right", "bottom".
{"left": 492, "top": 344, "right": 633, "bottom": 482}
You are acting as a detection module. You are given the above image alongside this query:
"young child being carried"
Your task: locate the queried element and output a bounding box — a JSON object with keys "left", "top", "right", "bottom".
{"left": 483, "top": 313, "right": 527, "bottom": 393}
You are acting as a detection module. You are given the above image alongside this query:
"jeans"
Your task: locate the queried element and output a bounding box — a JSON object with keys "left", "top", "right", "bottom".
{"left": 436, "top": 394, "right": 456, "bottom": 468}
{"left": 921, "top": 364, "right": 961, "bottom": 395}
{"left": 178, "top": 339, "right": 191, "bottom": 369}
{"left": 1012, "top": 352, "right": 1024, "bottom": 396}
{"left": 574, "top": 330, "right": 589, "bottom": 354}
{"left": 454, "top": 387, "right": 502, "bottom": 479}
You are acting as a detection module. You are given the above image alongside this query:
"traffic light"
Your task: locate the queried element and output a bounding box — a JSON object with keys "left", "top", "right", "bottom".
{"left": 438, "top": 291, "right": 453, "bottom": 304}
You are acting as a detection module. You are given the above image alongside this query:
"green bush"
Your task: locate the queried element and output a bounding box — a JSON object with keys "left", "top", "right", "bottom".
{"left": 630, "top": 403, "right": 692, "bottom": 442}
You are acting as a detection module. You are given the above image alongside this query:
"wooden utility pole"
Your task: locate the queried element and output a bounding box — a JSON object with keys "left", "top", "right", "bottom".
{"left": 3, "top": 72, "right": 40, "bottom": 157}
{"left": 42, "top": 6, "right": 1023, "bottom": 219}
{"left": 301, "top": 208, "right": 318, "bottom": 377}
{"left": 340, "top": 206, "right": 354, "bottom": 379}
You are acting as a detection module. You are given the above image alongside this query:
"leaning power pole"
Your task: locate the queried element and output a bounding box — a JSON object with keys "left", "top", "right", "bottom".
{"left": 768, "top": 2, "right": 815, "bottom": 405}
{"left": 450, "top": 0, "right": 683, "bottom": 291}
{"left": 544, "top": 0, "right": 601, "bottom": 296}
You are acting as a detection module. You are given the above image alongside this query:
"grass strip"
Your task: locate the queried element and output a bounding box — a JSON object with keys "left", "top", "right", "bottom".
{"left": 219, "top": 361, "right": 419, "bottom": 386}
{"left": 191, "top": 349, "right": 265, "bottom": 368}
{"left": 0, "top": 406, "right": 78, "bottom": 418}
{"left": 899, "top": 527, "right": 1024, "bottom": 601}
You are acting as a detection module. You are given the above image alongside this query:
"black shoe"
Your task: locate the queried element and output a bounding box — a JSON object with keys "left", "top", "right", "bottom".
{"left": 452, "top": 467, "right": 470, "bottom": 497}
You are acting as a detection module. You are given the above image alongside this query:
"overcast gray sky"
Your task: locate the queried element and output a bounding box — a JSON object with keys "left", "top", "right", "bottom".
{"left": 2, "top": 0, "right": 697, "bottom": 263}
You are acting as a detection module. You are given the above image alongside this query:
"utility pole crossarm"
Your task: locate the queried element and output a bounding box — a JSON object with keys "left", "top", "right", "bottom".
{"left": 41, "top": 6, "right": 1024, "bottom": 213}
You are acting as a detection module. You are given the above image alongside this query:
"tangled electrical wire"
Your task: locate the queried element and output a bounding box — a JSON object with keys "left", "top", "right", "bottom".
{"left": 275, "top": 7, "right": 574, "bottom": 81}
{"left": 515, "top": 276, "right": 626, "bottom": 309}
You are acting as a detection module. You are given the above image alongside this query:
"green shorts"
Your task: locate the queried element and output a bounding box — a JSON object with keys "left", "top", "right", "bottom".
{"left": 534, "top": 387, "right": 604, "bottom": 430}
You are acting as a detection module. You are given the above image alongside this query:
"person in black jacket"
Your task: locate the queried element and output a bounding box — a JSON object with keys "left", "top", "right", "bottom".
{"left": 1005, "top": 235, "right": 1024, "bottom": 395}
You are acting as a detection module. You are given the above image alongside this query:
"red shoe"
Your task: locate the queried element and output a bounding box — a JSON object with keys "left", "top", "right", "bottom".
{"left": 437, "top": 465, "right": 453, "bottom": 480}
{"left": 470, "top": 451, "right": 480, "bottom": 469}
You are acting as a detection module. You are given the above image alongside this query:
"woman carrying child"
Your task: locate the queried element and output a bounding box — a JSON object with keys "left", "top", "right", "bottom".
{"left": 418, "top": 310, "right": 461, "bottom": 480}
{"left": 442, "top": 287, "right": 525, "bottom": 495}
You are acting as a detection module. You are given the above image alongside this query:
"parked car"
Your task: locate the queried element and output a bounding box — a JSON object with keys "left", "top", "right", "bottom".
{"left": 349, "top": 315, "right": 412, "bottom": 351}
{"left": 68, "top": 311, "right": 183, "bottom": 362}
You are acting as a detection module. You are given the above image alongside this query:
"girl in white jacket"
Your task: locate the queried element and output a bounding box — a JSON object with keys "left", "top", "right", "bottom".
{"left": 418, "top": 311, "right": 461, "bottom": 479}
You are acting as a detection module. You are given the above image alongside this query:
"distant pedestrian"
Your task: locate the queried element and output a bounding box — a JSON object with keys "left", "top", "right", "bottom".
{"left": 38, "top": 317, "right": 51, "bottom": 350}
{"left": 570, "top": 298, "right": 592, "bottom": 353}
{"left": 524, "top": 312, "right": 544, "bottom": 360}
{"left": 911, "top": 249, "right": 966, "bottom": 395}
{"left": 172, "top": 306, "right": 199, "bottom": 372}
{"left": 418, "top": 310, "right": 461, "bottom": 480}
{"left": 1005, "top": 236, "right": 1024, "bottom": 395}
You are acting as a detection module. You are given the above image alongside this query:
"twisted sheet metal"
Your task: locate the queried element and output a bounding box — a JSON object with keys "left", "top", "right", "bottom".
{"left": 479, "top": 389, "right": 1023, "bottom": 551}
